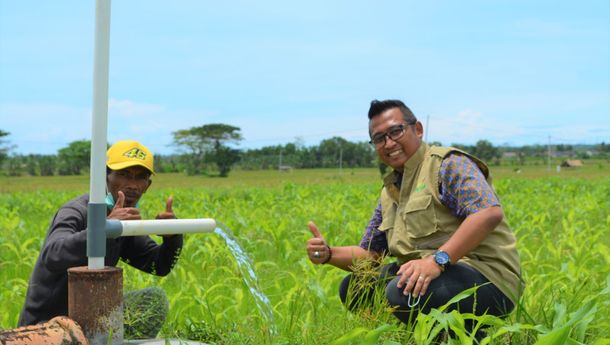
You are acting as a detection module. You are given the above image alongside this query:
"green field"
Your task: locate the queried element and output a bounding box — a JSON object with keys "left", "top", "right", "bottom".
{"left": 2, "top": 162, "right": 609, "bottom": 193}
{"left": 1, "top": 167, "right": 609, "bottom": 344}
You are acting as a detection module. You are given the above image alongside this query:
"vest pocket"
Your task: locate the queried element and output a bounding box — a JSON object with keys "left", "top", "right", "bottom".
{"left": 378, "top": 207, "right": 396, "bottom": 233}
{"left": 402, "top": 194, "right": 439, "bottom": 239}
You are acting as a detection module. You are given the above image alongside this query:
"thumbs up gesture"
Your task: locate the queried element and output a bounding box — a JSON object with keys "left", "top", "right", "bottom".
{"left": 155, "top": 196, "right": 176, "bottom": 220}
{"left": 107, "top": 191, "right": 142, "bottom": 220}
{"left": 156, "top": 196, "right": 178, "bottom": 240}
{"left": 306, "top": 221, "right": 332, "bottom": 264}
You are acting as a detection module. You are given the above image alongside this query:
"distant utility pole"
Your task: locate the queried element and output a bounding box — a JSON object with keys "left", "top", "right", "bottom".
{"left": 339, "top": 147, "right": 343, "bottom": 173}
{"left": 547, "top": 136, "right": 551, "bottom": 172}
{"left": 424, "top": 115, "right": 430, "bottom": 142}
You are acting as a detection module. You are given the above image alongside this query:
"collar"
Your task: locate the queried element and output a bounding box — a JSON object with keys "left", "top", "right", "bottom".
{"left": 382, "top": 142, "right": 428, "bottom": 203}
{"left": 403, "top": 141, "right": 428, "bottom": 176}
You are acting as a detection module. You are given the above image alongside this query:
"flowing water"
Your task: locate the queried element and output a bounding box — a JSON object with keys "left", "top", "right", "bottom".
{"left": 213, "top": 226, "right": 277, "bottom": 336}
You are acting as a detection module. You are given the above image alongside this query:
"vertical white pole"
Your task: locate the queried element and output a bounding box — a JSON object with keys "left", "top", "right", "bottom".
{"left": 339, "top": 146, "right": 342, "bottom": 173}
{"left": 424, "top": 115, "right": 430, "bottom": 143}
{"left": 547, "top": 135, "right": 551, "bottom": 173}
{"left": 88, "top": 0, "right": 112, "bottom": 270}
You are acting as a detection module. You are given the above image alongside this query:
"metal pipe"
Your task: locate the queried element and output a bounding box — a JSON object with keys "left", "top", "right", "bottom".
{"left": 88, "top": 0, "right": 112, "bottom": 270}
{"left": 68, "top": 266, "right": 123, "bottom": 345}
{"left": 114, "top": 219, "right": 216, "bottom": 237}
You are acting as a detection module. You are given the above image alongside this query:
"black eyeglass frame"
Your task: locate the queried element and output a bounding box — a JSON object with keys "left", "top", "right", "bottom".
{"left": 369, "top": 122, "right": 416, "bottom": 146}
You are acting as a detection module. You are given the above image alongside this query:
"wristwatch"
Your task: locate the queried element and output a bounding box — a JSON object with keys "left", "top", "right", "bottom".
{"left": 433, "top": 250, "right": 451, "bottom": 271}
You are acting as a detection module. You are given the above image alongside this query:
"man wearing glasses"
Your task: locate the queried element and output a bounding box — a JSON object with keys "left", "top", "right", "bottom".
{"left": 306, "top": 100, "right": 521, "bottom": 338}
{"left": 19, "top": 140, "right": 182, "bottom": 338}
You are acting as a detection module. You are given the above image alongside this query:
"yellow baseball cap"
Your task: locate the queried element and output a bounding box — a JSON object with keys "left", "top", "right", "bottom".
{"left": 106, "top": 140, "right": 155, "bottom": 174}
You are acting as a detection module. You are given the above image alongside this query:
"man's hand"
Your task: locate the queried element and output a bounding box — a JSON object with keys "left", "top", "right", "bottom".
{"left": 155, "top": 196, "right": 176, "bottom": 220}
{"left": 306, "top": 221, "right": 331, "bottom": 264}
{"left": 156, "top": 196, "right": 178, "bottom": 240}
{"left": 107, "top": 191, "right": 142, "bottom": 220}
{"left": 396, "top": 256, "right": 442, "bottom": 297}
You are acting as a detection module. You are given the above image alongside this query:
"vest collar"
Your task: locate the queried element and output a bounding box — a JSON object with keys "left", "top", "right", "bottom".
{"left": 403, "top": 141, "right": 428, "bottom": 175}
{"left": 382, "top": 141, "right": 428, "bottom": 203}
{"left": 383, "top": 171, "right": 402, "bottom": 202}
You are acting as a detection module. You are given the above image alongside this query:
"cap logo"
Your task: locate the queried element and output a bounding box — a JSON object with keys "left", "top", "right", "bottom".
{"left": 123, "top": 148, "right": 147, "bottom": 160}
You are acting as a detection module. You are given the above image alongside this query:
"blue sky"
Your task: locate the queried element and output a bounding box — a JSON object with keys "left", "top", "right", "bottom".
{"left": 1, "top": 1, "right": 609, "bottom": 155}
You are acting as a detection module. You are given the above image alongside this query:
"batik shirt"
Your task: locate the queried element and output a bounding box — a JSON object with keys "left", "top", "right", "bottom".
{"left": 359, "top": 153, "right": 500, "bottom": 254}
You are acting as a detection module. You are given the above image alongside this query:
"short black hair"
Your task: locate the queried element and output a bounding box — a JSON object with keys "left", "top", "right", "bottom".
{"left": 367, "top": 99, "right": 417, "bottom": 123}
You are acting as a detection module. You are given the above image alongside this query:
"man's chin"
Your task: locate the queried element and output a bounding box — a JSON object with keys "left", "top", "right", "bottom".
{"left": 124, "top": 198, "right": 139, "bottom": 207}
{"left": 384, "top": 158, "right": 406, "bottom": 171}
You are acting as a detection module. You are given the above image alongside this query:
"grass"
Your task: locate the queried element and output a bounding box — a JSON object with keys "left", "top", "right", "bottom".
{"left": 0, "top": 168, "right": 379, "bottom": 193}
{"left": 1, "top": 166, "right": 609, "bottom": 344}
{"left": 1, "top": 160, "right": 608, "bottom": 193}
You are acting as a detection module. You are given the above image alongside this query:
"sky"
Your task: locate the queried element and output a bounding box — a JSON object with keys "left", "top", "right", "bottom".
{"left": 1, "top": 0, "right": 609, "bottom": 155}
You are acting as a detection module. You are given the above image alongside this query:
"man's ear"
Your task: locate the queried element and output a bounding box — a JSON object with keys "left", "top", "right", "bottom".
{"left": 415, "top": 121, "right": 424, "bottom": 139}
{"left": 144, "top": 179, "right": 152, "bottom": 193}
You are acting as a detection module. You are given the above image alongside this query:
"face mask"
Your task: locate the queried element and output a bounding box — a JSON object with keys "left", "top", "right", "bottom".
{"left": 105, "top": 193, "right": 115, "bottom": 210}
{"left": 105, "top": 192, "right": 140, "bottom": 210}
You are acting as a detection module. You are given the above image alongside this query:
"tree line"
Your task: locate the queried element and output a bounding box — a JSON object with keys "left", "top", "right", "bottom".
{"left": 1, "top": 126, "right": 608, "bottom": 177}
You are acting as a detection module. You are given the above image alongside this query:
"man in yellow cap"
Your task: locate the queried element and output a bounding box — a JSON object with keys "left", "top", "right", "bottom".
{"left": 105, "top": 140, "right": 158, "bottom": 210}
{"left": 18, "top": 140, "right": 182, "bottom": 338}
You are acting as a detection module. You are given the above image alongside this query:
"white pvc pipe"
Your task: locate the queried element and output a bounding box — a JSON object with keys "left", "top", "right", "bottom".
{"left": 88, "top": 257, "right": 105, "bottom": 270}
{"left": 120, "top": 219, "right": 217, "bottom": 236}
{"left": 88, "top": 0, "right": 112, "bottom": 270}
{"left": 90, "top": 0, "right": 111, "bottom": 205}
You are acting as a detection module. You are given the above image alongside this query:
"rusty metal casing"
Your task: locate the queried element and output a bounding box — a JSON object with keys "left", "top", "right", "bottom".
{"left": 68, "top": 266, "right": 123, "bottom": 345}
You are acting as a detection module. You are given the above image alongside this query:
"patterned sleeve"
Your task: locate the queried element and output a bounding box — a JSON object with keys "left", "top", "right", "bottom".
{"left": 359, "top": 202, "right": 389, "bottom": 254}
{"left": 439, "top": 153, "right": 500, "bottom": 218}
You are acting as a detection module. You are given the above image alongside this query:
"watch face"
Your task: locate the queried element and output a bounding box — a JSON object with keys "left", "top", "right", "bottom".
{"left": 435, "top": 251, "right": 450, "bottom": 265}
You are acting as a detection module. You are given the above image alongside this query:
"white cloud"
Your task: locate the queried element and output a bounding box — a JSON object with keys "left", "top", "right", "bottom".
{"left": 230, "top": 112, "right": 368, "bottom": 148}
{"left": 426, "top": 109, "right": 527, "bottom": 146}
{"left": 106, "top": 100, "right": 219, "bottom": 154}
{"left": 426, "top": 107, "right": 609, "bottom": 146}
{"left": 0, "top": 100, "right": 217, "bottom": 154}
{"left": 108, "top": 98, "right": 164, "bottom": 117}
{"left": 0, "top": 103, "right": 91, "bottom": 154}
{"left": 3, "top": 99, "right": 607, "bottom": 155}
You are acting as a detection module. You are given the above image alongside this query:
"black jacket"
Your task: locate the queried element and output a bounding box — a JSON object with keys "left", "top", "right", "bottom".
{"left": 18, "top": 194, "right": 183, "bottom": 326}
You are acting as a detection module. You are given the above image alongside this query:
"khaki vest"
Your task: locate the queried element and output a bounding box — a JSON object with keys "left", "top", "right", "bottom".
{"left": 378, "top": 143, "right": 522, "bottom": 303}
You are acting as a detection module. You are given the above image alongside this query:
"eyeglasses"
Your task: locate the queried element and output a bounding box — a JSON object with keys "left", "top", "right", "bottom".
{"left": 369, "top": 123, "right": 414, "bottom": 146}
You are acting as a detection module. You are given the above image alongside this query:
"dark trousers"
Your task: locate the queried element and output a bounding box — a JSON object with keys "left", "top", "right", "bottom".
{"left": 339, "top": 262, "right": 514, "bottom": 333}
